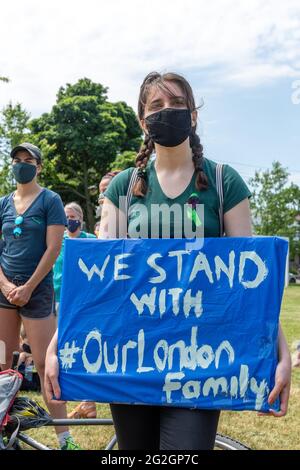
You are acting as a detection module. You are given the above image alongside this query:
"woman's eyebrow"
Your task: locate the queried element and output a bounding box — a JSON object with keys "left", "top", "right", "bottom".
{"left": 169, "top": 95, "right": 186, "bottom": 101}
{"left": 149, "top": 95, "right": 186, "bottom": 106}
{"left": 13, "top": 156, "right": 34, "bottom": 161}
{"left": 149, "top": 98, "right": 164, "bottom": 106}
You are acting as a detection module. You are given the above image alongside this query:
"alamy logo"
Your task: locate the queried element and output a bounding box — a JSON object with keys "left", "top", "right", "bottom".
{"left": 102, "top": 197, "right": 206, "bottom": 251}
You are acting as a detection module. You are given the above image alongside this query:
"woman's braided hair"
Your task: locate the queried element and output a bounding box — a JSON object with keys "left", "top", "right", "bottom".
{"left": 133, "top": 72, "right": 208, "bottom": 197}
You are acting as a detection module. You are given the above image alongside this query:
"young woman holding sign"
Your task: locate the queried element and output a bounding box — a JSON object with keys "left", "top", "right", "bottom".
{"left": 45, "top": 72, "right": 291, "bottom": 450}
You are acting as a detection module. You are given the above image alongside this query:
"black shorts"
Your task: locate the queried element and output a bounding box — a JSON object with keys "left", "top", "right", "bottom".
{"left": 0, "top": 274, "right": 55, "bottom": 319}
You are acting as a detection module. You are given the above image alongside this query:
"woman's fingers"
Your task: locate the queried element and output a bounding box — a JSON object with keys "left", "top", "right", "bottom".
{"left": 7, "top": 291, "right": 19, "bottom": 304}
{"left": 276, "top": 383, "right": 289, "bottom": 416}
{"left": 45, "top": 372, "right": 63, "bottom": 403}
{"left": 44, "top": 375, "right": 54, "bottom": 402}
{"left": 44, "top": 351, "right": 66, "bottom": 404}
{"left": 268, "top": 380, "right": 283, "bottom": 405}
{"left": 258, "top": 380, "right": 289, "bottom": 417}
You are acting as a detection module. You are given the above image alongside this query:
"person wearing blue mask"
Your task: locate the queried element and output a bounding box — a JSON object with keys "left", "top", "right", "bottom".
{"left": 53, "top": 201, "right": 97, "bottom": 421}
{"left": 0, "top": 143, "right": 80, "bottom": 450}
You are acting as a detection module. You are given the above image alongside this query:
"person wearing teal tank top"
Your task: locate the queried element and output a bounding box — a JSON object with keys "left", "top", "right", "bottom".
{"left": 53, "top": 202, "right": 96, "bottom": 307}
{"left": 53, "top": 201, "right": 97, "bottom": 422}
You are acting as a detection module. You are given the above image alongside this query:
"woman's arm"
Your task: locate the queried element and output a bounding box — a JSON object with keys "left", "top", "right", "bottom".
{"left": 8, "top": 225, "right": 65, "bottom": 306}
{"left": 44, "top": 329, "right": 65, "bottom": 403}
{"left": 224, "top": 197, "right": 291, "bottom": 417}
{"left": 0, "top": 265, "right": 17, "bottom": 299}
{"left": 265, "top": 325, "right": 291, "bottom": 417}
{"left": 98, "top": 197, "right": 127, "bottom": 239}
{"left": 224, "top": 198, "right": 253, "bottom": 236}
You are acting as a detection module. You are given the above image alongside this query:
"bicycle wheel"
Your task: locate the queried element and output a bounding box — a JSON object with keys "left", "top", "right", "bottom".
{"left": 214, "top": 433, "right": 250, "bottom": 450}
{"left": 17, "top": 432, "right": 52, "bottom": 450}
{"left": 105, "top": 434, "right": 117, "bottom": 450}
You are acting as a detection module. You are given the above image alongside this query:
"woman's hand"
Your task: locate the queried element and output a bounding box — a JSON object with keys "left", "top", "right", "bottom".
{"left": 44, "top": 330, "right": 65, "bottom": 403}
{"left": 7, "top": 284, "right": 33, "bottom": 307}
{"left": 1, "top": 280, "right": 17, "bottom": 301}
{"left": 268, "top": 357, "right": 291, "bottom": 417}
{"left": 18, "top": 351, "right": 33, "bottom": 367}
{"left": 259, "top": 356, "right": 291, "bottom": 417}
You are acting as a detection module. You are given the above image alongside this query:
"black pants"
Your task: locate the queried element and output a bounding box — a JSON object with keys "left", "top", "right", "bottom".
{"left": 110, "top": 404, "right": 220, "bottom": 450}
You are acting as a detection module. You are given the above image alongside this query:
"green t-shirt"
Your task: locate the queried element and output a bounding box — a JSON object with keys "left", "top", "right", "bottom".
{"left": 104, "top": 157, "right": 251, "bottom": 238}
{"left": 53, "top": 230, "right": 96, "bottom": 302}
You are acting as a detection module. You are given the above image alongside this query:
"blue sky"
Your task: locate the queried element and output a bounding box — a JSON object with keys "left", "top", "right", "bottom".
{"left": 1, "top": 0, "right": 299, "bottom": 185}
{"left": 198, "top": 76, "right": 300, "bottom": 184}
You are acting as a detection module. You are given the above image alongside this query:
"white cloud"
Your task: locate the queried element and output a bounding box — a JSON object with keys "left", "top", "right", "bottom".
{"left": 0, "top": 0, "right": 300, "bottom": 115}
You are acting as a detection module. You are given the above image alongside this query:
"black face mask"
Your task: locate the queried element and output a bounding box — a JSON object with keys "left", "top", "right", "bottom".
{"left": 67, "top": 218, "right": 81, "bottom": 233}
{"left": 145, "top": 108, "right": 192, "bottom": 147}
{"left": 12, "top": 162, "right": 37, "bottom": 184}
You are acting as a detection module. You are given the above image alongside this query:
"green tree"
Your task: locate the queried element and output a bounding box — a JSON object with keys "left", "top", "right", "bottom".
{"left": 249, "top": 161, "right": 300, "bottom": 260}
{"left": 0, "top": 102, "right": 31, "bottom": 195}
{"left": 109, "top": 150, "right": 137, "bottom": 171}
{"left": 30, "top": 78, "right": 141, "bottom": 230}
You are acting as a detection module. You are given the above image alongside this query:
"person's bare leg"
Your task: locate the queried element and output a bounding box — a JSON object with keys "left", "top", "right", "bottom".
{"left": 0, "top": 307, "right": 21, "bottom": 370}
{"left": 21, "top": 314, "right": 69, "bottom": 436}
{"left": 68, "top": 401, "right": 97, "bottom": 419}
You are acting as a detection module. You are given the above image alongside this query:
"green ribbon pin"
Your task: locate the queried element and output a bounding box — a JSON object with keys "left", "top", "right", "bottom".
{"left": 187, "top": 193, "right": 202, "bottom": 227}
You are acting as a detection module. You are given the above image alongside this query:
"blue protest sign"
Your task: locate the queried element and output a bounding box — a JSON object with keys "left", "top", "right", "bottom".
{"left": 57, "top": 237, "right": 288, "bottom": 411}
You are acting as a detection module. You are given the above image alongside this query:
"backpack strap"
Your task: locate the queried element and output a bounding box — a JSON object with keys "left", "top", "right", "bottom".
{"left": 4, "top": 417, "right": 20, "bottom": 450}
{"left": 125, "top": 168, "right": 139, "bottom": 234}
{"left": 216, "top": 163, "right": 224, "bottom": 237}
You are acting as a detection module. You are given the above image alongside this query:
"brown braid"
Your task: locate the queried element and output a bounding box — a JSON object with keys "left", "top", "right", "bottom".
{"left": 190, "top": 129, "right": 208, "bottom": 190}
{"left": 133, "top": 71, "right": 209, "bottom": 197}
{"left": 132, "top": 134, "right": 154, "bottom": 196}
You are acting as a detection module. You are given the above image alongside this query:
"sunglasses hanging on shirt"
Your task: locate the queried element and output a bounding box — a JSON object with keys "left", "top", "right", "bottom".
{"left": 13, "top": 215, "right": 24, "bottom": 238}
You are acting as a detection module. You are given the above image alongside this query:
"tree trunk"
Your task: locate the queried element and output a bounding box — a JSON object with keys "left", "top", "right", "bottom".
{"left": 82, "top": 155, "right": 95, "bottom": 232}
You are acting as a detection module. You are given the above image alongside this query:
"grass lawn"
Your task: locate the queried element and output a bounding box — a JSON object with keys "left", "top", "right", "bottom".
{"left": 20, "top": 286, "right": 300, "bottom": 450}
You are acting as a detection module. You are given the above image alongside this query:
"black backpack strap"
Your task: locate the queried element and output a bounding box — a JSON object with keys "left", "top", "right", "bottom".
{"left": 125, "top": 168, "right": 139, "bottom": 235}
{"left": 216, "top": 163, "right": 224, "bottom": 237}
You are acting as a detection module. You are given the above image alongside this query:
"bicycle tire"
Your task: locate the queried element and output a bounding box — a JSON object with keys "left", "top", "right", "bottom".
{"left": 104, "top": 433, "right": 250, "bottom": 451}
{"left": 14, "top": 432, "right": 249, "bottom": 451}
{"left": 17, "top": 432, "right": 52, "bottom": 450}
{"left": 10, "top": 415, "right": 250, "bottom": 451}
{"left": 214, "top": 433, "right": 250, "bottom": 450}
{"left": 103, "top": 433, "right": 250, "bottom": 451}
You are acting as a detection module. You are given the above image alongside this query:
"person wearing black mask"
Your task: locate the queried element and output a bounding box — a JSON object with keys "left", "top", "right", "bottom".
{"left": 0, "top": 143, "right": 80, "bottom": 449}
{"left": 45, "top": 72, "right": 291, "bottom": 450}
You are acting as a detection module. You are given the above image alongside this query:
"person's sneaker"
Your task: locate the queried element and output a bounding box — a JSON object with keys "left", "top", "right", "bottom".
{"left": 60, "top": 436, "right": 81, "bottom": 450}
{"left": 291, "top": 340, "right": 300, "bottom": 367}
{"left": 67, "top": 401, "right": 97, "bottom": 419}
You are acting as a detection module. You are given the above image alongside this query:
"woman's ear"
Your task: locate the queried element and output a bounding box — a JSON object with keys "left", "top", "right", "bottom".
{"left": 140, "top": 118, "right": 148, "bottom": 135}
{"left": 191, "top": 110, "right": 198, "bottom": 128}
{"left": 37, "top": 163, "right": 42, "bottom": 176}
